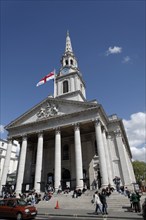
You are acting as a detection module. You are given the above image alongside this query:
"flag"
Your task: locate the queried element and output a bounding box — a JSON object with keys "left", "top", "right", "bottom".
{"left": 36, "top": 72, "right": 55, "bottom": 87}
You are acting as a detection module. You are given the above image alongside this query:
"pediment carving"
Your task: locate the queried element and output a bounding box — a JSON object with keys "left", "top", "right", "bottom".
{"left": 37, "top": 102, "right": 59, "bottom": 120}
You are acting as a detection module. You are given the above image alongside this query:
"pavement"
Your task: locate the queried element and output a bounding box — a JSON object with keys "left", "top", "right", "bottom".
{"left": 35, "top": 191, "right": 145, "bottom": 219}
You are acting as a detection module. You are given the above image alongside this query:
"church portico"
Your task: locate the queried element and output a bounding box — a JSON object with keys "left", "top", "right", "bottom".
{"left": 4, "top": 112, "right": 135, "bottom": 193}
{"left": 11, "top": 120, "right": 99, "bottom": 193}
{"left": 2, "top": 32, "right": 136, "bottom": 195}
{"left": 14, "top": 121, "right": 94, "bottom": 192}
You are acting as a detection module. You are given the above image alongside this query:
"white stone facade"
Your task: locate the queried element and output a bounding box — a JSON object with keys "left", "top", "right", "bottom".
{"left": 0, "top": 139, "right": 18, "bottom": 183}
{"left": 0, "top": 32, "right": 136, "bottom": 194}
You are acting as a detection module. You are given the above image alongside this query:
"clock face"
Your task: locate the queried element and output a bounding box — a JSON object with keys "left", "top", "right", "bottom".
{"left": 61, "top": 67, "right": 69, "bottom": 74}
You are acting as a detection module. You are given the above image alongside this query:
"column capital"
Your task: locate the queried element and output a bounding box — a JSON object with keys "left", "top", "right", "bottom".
{"left": 74, "top": 123, "right": 80, "bottom": 131}
{"left": 107, "top": 132, "right": 115, "bottom": 140}
{"left": 107, "top": 133, "right": 112, "bottom": 139}
{"left": 55, "top": 127, "right": 61, "bottom": 134}
{"left": 94, "top": 118, "right": 101, "bottom": 126}
{"left": 114, "top": 128, "right": 122, "bottom": 137}
{"left": 7, "top": 137, "right": 13, "bottom": 142}
{"left": 37, "top": 131, "right": 43, "bottom": 137}
{"left": 22, "top": 136, "right": 27, "bottom": 141}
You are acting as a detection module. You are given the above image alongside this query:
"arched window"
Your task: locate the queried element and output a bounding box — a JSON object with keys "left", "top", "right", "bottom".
{"left": 70, "top": 59, "right": 73, "bottom": 65}
{"left": 63, "top": 144, "right": 69, "bottom": 160}
{"left": 65, "top": 60, "right": 68, "bottom": 65}
{"left": 63, "top": 80, "right": 69, "bottom": 93}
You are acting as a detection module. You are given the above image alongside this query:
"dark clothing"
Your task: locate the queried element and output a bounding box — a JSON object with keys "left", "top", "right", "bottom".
{"left": 136, "top": 192, "right": 141, "bottom": 212}
{"left": 113, "top": 177, "right": 121, "bottom": 192}
{"left": 99, "top": 193, "right": 108, "bottom": 214}
{"left": 130, "top": 193, "right": 139, "bottom": 212}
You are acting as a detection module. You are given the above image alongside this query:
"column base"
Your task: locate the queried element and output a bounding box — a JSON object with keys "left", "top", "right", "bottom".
{"left": 55, "top": 187, "right": 59, "bottom": 192}
{"left": 15, "top": 190, "right": 22, "bottom": 197}
{"left": 101, "top": 184, "right": 109, "bottom": 189}
{"left": 76, "top": 185, "right": 83, "bottom": 190}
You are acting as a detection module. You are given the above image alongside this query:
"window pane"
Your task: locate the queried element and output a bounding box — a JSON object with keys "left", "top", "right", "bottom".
{"left": 63, "top": 81, "right": 68, "bottom": 93}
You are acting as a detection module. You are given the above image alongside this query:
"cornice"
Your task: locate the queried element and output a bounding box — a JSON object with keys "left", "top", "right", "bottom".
{"left": 5, "top": 97, "right": 99, "bottom": 130}
{"left": 6, "top": 106, "right": 100, "bottom": 132}
{"left": 57, "top": 90, "right": 86, "bottom": 101}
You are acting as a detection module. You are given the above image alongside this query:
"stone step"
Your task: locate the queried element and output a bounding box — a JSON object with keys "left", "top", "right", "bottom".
{"left": 37, "top": 190, "right": 131, "bottom": 212}
{"left": 36, "top": 191, "right": 145, "bottom": 214}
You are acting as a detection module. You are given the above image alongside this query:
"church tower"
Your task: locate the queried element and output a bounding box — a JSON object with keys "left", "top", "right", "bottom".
{"left": 54, "top": 31, "right": 86, "bottom": 101}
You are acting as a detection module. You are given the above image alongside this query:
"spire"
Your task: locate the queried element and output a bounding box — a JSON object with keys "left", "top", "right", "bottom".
{"left": 65, "top": 30, "right": 73, "bottom": 53}
{"left": 60, "top": 31, "right": 79, "bottom": 74}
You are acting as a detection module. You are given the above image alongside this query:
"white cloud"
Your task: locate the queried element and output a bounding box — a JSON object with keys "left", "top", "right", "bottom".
{"left": 106, "top": 46, "right": 122, "bottom": 56}
{"left": 123, "top": 112, "right": 146, "bottom": 162}
{"left": 130, "top": 146, "right": 146, "bottom": 162}
{"left": 122, "top": 56, "right": 131, "bottom": 63}
{"left": 0, "top": 125, "right": 5, "bottom": 134}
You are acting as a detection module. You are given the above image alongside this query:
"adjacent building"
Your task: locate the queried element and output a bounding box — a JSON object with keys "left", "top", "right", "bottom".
{"left": 0, "top": 139, "right": 18, "bottom": 185}
{"left": 0, "top": 32, "right": 136, "bottom": 194}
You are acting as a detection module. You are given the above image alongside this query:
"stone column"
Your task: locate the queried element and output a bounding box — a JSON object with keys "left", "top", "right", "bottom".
{"left": 94, "top": 119, "right": 108, "bottom": 187}
{"left": 15, "top": 136, "right": 27, "bottom": 194}
{"left": 74, "top": 123, "right": 83, "bottom": 189}
{"left": 54, "top": 128, "right": 61, "bottom": 192}
{"left": 127, "top": 155, "right": 136, "bottom": 184}
{"left": 102, "top": 129, "right": 114, "bottom": 186}
{"left": 0, "top": 138, "right": 12, "bottom": 193}
{"left": 34, "top": 132, "right": 43, "bottom": 192}
{"left": 124, "top": 144, "right": 136, "bottom": 186}
{"left": 107, "top": 134, "right": 114, "bottom": 180}
{"left": 115, "top": 129, "right": 132, "bottom": 186}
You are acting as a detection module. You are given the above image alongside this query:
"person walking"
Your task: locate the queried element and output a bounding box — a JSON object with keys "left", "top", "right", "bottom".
{"left": 130, "top": 191, "right": 139, "bottom": 212}
{"left": 94, "top": 191, "right": 102, "bottom": 215}
{"left": 135, "top": 191, "right": 141, "bottom": 212}
{"left": 99, "top": 188, "right": 108, "bottom": 215}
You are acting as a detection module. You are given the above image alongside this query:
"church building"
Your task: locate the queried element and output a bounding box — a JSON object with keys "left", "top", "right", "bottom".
{"left": 0, "top": 32, "right": 136, "bottom": 194}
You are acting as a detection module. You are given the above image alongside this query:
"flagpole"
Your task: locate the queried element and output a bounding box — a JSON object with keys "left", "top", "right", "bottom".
{"left": 54, "top": 68, "right": 56, "bottom": 98}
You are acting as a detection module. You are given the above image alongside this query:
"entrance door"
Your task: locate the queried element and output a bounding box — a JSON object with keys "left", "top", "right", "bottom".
{"left": 62, "top": 169, "right": 71, "bottom": 190}
{"left": 46, "top": 173, "right": 54, "bottom": 190}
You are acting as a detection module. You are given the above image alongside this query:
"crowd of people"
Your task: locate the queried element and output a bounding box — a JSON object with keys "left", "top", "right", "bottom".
{"left": 91, "top": 176, "right": 145, "bottom": 216}
{"left": 1, "top": 190, "right": 41, "bottom": 205}
{"left": 112, "top": 176, "right": 142, "bottom": 213}
{"left": 0, "top": 177, "right": 145, "bottom": 217}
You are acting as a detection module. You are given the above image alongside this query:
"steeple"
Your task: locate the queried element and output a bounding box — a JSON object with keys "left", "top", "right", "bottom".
{"left": 56, "top": 32, "right": 86, "bottom": 102}
{"left": 65, "top": 31, "right": 73, "bottom": 53}
{"left": 60, "top": 31, "right": 78, "bottom": 74}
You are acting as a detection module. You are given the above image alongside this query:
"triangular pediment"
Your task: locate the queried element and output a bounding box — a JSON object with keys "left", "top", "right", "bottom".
{"left": 5, "top": 97, "right": 99, "bottom": 129}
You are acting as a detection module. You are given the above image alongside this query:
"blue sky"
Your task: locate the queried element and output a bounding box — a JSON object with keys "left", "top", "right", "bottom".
{"left": 1, "top": 0, "right": 146, "bottom": 161}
